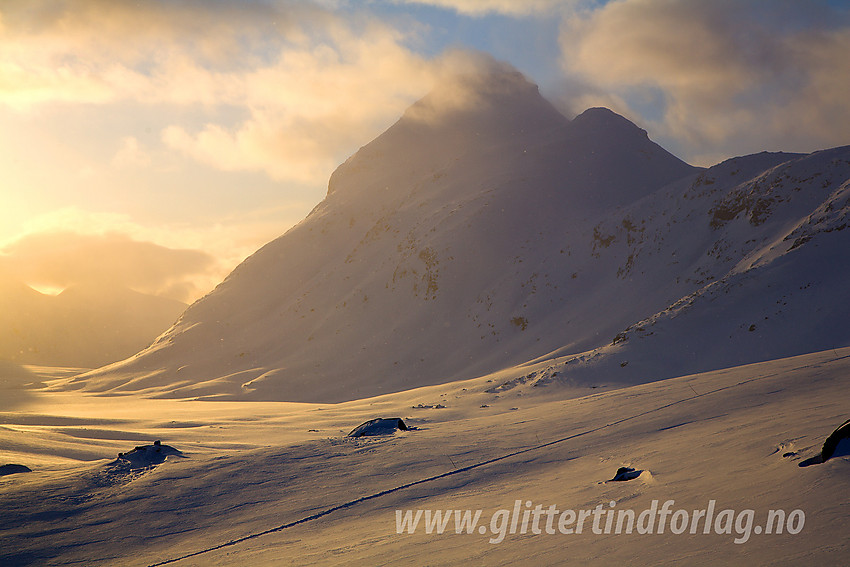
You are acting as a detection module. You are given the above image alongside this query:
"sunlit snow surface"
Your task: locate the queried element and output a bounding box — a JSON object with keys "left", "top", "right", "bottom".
{"left": 3, "top": 71, "right": 848, "bottom": 566}
{"left": 1, "top": 349, "right": 848, "bottom": 566}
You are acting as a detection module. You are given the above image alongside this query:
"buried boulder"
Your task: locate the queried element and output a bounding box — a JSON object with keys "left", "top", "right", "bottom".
{"left": 821, "top": 418, "right": 850, "bottom": 461}
{"left": 799, "top": 418, "right": 850, "bottom": 467}
{"left": 0, "top": 464, "right": 32, "bottom": 476}
{"left": 347, "top": 418, "right": 408, "bottom": 438}
{"left": 111, "top": 440, "right": 184, "bottom": 470}
{"left": 606, "top": 466, "right": 644, "bottom": 482}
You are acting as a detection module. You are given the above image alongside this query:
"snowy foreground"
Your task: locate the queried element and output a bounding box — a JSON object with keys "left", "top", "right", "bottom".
{"left": 1, "top": 347, "right": 848, "bottom": 566}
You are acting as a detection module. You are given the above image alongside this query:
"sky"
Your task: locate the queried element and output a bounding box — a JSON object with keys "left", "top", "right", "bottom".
{"left": 1, "top": 0, "right": 849, "bottom": 303}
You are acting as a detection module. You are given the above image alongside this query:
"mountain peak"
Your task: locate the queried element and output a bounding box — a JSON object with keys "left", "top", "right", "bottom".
{"left": 571, "top": 107, "right": 649, "bottom": 139}
{"left": 73, "top": 63, "right": 718, "bottom": 402}
{"left": 401, "top": 66, "right": 542, "bottom": 124}
{"left": 394, "top": 63, "right": 566, "bottom": 137}
{"left": 326, "top": 66, "right": 569, "bottom": 199}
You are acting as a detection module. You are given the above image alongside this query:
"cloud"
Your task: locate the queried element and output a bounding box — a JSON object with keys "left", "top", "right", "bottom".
{"left": 400, "top": 54, "right": 539, "bottom": 124}
{"left": 159, "top": 31, "right": 432, "bottom": 185}
{"left": 161, "top": 42, "right": 502, "bottom": 183}
{"left": 393, "top": 0, "right": 574, "bottom": 16}
{"left": 0, "top": 230, "right": 218, "bottom": 302}
{"left": 0, "top": 0, "right": 317, "bottom": 108}
{"left": 559, "top": 0, "right": 850, "bottom": 164}
{"left": 0, "top": 206, "right": 316, "bottom": 302}
{"left": 1, "top": 1, "right": 490, "bottom": 185}
{"left": 111, "top": 136, "right": 151, "bottom": 169}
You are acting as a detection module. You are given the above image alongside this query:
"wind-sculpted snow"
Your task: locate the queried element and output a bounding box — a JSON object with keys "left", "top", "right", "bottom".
{"left": 69, "top": 67, "right": 850, "bottom": 403}
{"left": 3, "top": 350, "right": 849, "bottom": 566}
{"left": 533, "top": 146, "right": 850, "bottom": 388}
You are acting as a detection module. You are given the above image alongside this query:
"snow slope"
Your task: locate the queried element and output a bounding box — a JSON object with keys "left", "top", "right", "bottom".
{"left": 69, "top": 70, "right": 700, "bottom": 402}
{"left": 3, "top": 65, "right": 849, "bottom": 567}
{"left": 530, "top": 146, "right": 850, "bottom": 390}
{"left": 1, "top": 348, "right": 848, "bottom": 566}
{"left": 70, "top": 67, "right": 850, "bottom": 404}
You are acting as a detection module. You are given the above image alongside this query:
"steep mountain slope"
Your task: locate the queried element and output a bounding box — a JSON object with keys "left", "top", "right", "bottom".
{"left": 71, "top": 68, "right": 849, "bottom": 402}
{"left": 523, "top": 146, "right": 850, "bottom": 389}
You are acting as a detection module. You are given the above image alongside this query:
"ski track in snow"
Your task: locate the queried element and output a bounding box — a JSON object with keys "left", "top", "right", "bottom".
{"left": 147, "top": 353, "right": 850, "bottom": 566}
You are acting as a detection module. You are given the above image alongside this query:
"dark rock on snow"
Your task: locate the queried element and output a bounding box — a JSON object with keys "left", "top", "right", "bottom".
{"left": 0, "top": 464, "right": 32, "bottom": 476}
{"left": 348, "top": 418, "right": 409, "bottom": 438}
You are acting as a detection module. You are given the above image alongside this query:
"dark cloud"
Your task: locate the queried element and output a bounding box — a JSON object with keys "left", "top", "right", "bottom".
{"left": 560, "top": 0, "right": 850, "bottom": 163}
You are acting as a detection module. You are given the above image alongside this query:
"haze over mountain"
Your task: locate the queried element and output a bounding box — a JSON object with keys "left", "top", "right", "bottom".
{"left": 72, "top": 67, "right": 850, "bottom": 402}
{"left": 0, "top": 280, "right": 186, "bottom": 368}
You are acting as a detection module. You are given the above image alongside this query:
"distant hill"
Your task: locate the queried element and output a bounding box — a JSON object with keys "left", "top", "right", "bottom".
{"left": 0, "top": 281, "right": 185, "bottom": 368}
{"left": 71, "top": 67, "right": 850, "bottom": 401}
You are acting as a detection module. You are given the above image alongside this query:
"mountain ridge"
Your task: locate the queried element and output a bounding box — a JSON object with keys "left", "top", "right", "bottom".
{"left": 70, "top": 68, "right": 850, "bottom": 402}
{"left": 0, "top": 281, "right": 186, "bottom": 368}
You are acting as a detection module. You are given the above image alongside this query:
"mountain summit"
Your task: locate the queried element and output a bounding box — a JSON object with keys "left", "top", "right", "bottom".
{"left": 326, "top": 70, "right": 694, "bottom": 215}
{"left": 73, "top": 67, "right": 850, "bottom": 402}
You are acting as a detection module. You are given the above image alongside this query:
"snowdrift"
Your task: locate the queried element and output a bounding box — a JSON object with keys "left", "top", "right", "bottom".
{"left": 3, "top": 348, "right": 849, "bottom": 566}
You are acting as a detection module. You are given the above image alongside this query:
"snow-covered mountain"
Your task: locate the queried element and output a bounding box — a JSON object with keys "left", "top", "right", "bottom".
{"left": 0, "top": 280, "right": 186, "bottom": 368}
{"left": 527, "top": 147, "right": 850, "bottom": 390}
{"left": 72, "top": 68, "right": 850, "bottom": 402}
